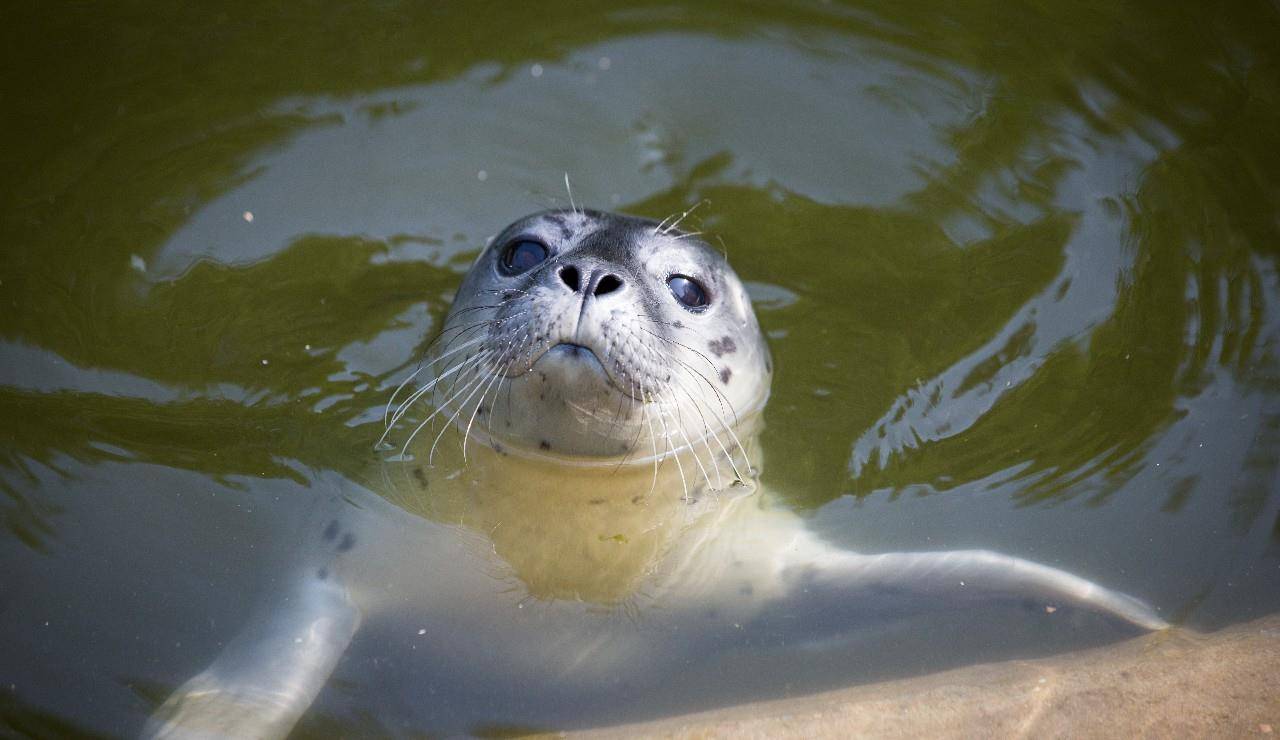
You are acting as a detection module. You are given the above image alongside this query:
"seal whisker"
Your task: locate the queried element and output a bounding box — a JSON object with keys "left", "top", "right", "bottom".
{"left": 636, "top": 325, "right": 720, "bottom": 380}
{"left": 640, "top": 393, "right": 662, "bottom": 494}
{"left": 563, "top": 173, "right": 579, "bottom": 215}
{"left": 661, "top": 199, "right": 709, "bottom": 235}
{"left": 461, "top": 336, "right": 521, "bottom": 461}
{"left": 385, "top": 336, "right": 486, "bottom": 428}
{"left": 398, "top": 350, "right": 494, "bottom": 456}
{"left": 667, "top": 373, "right": 731, "bottom": 488}
{"left": 425, "top": 358, "right": 501, "bottom": 464}
{"left": 672, "top": 361, "right": 750, "bottom": 481}
{"left": 680, "top": 363, "right": 747, "bottom": 478}
{"left": 636, "top": 330, "right": 743, "bottom": 438}
{"left": 664, "top": 388, "right": 718, "bottom": 493}
{"left": 382, "top": 350, "right": 491, "bottom": 449}
{"left": 387, "top": 347, "right": 489, "bottom": 431}
{"left": 632, "top": 337, "right": 737, "bottom": 487}
{"left": 611, "top": 380, "right": 648, "bottom": 473}
{"left": 417, "top": 313, "right": 502, "bottom": 360}
{"left": 651, "top": 400, "right": 689, "bottom": 502}
{"left": 383, "top": 363, "right": 427, "bottom": 429}
{"left": 385, "top": 320, "right": 498, "bottom": 429}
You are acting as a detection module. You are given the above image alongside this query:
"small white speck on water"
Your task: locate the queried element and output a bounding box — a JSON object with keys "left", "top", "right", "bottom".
{"left": 477, "top": 170, "right": 488, "bottom": 181}
{"left": 598, "top": 56, "right": 612, "bottom": 70}
{"left": 417, "top": 628, "right": 426, "bottom": 635}
{"left": 242, "top": 210, "right": 254, "bottom": 223}
{"left": 304, "top": 344, "right": 311, "bottom": 351}
{"left": 130, "top": 254, "right": 147, "bottom": 272}
{"left": 294, "top": 637, "right": 302, "bottom": 644}
{"left": 530, "top": 64, "right": 543, "bottom": 78}
{"left": 959, "top": 581, "right": 966, "bottom": 586}
{"left": 261, "top": 359, "right": 269, "bottom": 366}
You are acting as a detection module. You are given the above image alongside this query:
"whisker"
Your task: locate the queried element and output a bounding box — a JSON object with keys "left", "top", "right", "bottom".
{"left": 380, "top": 350, "right": 490, "bottom": 448}
{"left": 665, "top": 388, "right": 716, "bottom": 492}
{"left": 661, "top": 199, "right": 709, "bottom": 235}
{"left": 461, "top": 336, "right": 520, "bottom": 461}
{"left": 635, "top": 325, "right": 720, "bottom": 379}
{"left": 397, "top": 351, "right": 493, "bottom": 455}
{"left": 429, "top": 360, "right": 503, "bottom": 465}
{"left": 564, "top": 173, "right": 578, "bottom": 215}
{"left": 652, "top": 400, "right": 689, "bottom": 502}
{"left": 385, "top": 336, "right": 485, "bottom": 428}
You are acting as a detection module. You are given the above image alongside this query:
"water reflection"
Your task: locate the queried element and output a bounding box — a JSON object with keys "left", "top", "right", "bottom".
{"left": 2, "top": 0, "right": 1279, "bottom": 735}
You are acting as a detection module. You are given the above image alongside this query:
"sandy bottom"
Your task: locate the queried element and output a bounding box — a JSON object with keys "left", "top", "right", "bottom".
{"left": 578, "top": 614, "right": 1280, "bottom": 739}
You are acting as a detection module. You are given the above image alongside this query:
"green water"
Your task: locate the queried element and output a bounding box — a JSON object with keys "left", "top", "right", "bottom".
{"left": 3, "top": 0, "right": 1279, "bottom": 735}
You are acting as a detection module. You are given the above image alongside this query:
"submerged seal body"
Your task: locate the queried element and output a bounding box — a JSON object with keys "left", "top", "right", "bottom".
{"left": 148, "top": 209, "right": 1167, "bottom": 738}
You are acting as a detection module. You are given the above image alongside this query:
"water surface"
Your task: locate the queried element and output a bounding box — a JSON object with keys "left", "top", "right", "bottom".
{"left": 3, "top": 1, "right": 1279, "bottom": 736}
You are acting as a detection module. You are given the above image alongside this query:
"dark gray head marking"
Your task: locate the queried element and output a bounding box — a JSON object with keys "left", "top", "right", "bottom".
{"left": 708, "top": 336, "right": 736, "bottom": 357}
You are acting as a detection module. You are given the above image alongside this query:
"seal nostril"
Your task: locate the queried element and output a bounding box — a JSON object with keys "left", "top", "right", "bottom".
{"left": 559, "top": 265, "right": 581, "bottom": 292}
{"left": 594, "top": 274, "right": 623, "bottom": 296}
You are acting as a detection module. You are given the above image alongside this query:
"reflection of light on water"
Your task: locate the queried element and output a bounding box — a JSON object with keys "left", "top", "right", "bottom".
{"left": 151, "top": 33, "right": 969, "bottom": 279}
{"left": 849, "top": 111, "right": 1172, "bottom": 477}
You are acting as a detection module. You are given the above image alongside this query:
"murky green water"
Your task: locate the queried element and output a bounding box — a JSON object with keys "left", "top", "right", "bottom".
{"left": 3, "top": 1, "right": 1279, "bottom": 735}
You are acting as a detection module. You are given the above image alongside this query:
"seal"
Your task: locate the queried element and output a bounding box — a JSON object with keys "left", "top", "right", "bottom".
{"left": 384, "top": 207, "right": 770, "bottom": 465}
{"left": 146, "top": 209, "right": 1167, "bottom": 739}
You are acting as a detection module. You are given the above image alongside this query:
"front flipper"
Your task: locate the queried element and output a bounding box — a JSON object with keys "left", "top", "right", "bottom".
{"left": 793, "top": 548, "right": 1167, "bottom": 631}
{"left": 145, "top": 542, "right": 361, "bottom": 739}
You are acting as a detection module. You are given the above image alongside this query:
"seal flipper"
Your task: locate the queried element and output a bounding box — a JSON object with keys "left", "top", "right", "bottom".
{"left": 144, "top": 521, "right": 362, "bottom": 740}
{"left": 790, "top": 548, "right": 1168, "bottom": 631}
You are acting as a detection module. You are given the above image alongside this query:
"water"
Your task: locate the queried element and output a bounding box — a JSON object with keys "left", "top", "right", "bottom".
{"left": 3, "top": 1, "right": 1279, "bottom": 735}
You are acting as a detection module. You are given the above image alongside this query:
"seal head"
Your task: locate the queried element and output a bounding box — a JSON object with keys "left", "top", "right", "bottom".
{"left": 424, "top": 208, "right": 770, "bottom": 463}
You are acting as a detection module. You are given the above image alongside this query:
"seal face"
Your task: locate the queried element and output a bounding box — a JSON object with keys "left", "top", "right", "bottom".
{"left": 412, "top": 208, "right": 771, "bottom": 462}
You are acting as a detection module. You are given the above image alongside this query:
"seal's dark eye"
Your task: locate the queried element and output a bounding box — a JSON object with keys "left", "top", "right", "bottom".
{"left": 667, "top": 275, "right": 709, "bottom": 310}
{"left": 500, "top": 240, "right": 548, "bottom": 274}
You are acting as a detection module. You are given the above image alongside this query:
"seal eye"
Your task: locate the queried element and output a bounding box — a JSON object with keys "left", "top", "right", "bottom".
{"left": 667, "top": 275, "right": 709, "bottom": 310}
{"left": 500, "top": 239, "right": 549, "bottom": 274}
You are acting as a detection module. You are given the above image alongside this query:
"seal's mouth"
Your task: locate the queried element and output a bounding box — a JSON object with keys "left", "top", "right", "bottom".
{"left": 528, "top": 341, "right": 631, "bottom": 396}
{"left": 548, "top": 342, "right": 598, "bottom": 360}
{"left": 539, "top": 342, "right": 608, "bottom": 377}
